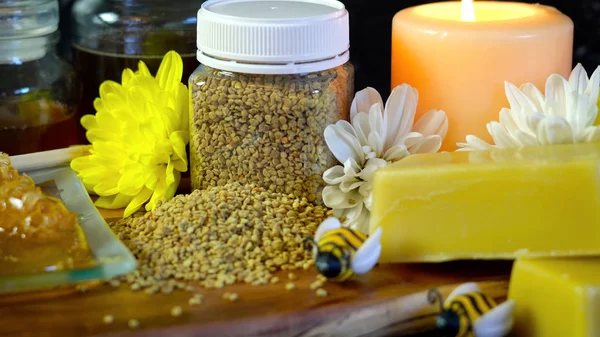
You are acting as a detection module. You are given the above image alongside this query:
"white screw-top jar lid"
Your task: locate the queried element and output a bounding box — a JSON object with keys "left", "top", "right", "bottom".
{"left": 196, "top": 0, "right": 350, "bottom": 75}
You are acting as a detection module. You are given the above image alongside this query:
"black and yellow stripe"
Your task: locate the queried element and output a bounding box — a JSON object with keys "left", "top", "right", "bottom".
{"left": 444, "top": 292, "right": 498, "bottom": 337}
{"left": 317, "top": 228, "right": 367, "bottom": 282}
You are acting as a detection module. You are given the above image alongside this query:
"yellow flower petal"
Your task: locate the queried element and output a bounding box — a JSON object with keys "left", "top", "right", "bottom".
{"left": 99, "top": 81, "right": 124, "bottom": 98}
{"left": 137, "top": 61, "right": 152, "bottom": 77}
{"left": 156, "top": 51, "right": 183, "bottom": 92}
{"left": 176, "top": 83, "right": 189, "bottom": 131}
{"left": 165, "top": 161, "right": 176, "bottom": 186}
{"left": 117, "top": 164, "right": 146, "bottom": 196}
{"left": 169, "top": 130, "right": 189, "bottom": 167}
{"left": 122, "top": 68, "right": 135, "bottom": 86}
{"left": 146, "top": 171, "right": 180, "bottom": 212}
{"left": 70, "top": 156, "right": 92, "bottom": 172}
{"left": 93, "top": 175, "right": 120, "bottom": 196}
{"left": 95, "top": 193, "right": 133, "bottom": 209}
{"left": 102, "top": 92, "right": 129, "bottom": 115}
{"left": 164, "top": 171, "right": 180, "bottom": 200}
{"left": 145, "top": 178, "right": 166, "bottom": 212}
{"left": 81, "top": 115, "right": 96, "bottom": 130}
{"left": 79, "top": 168, "right": 114, "bottom": 186}
{"left": 93, "top": 98, "right": 105, "bottom": 114}
{"left": 96, "top": 109, "right": 122, "bottom": 131}
{"left": 124, "top": 187, "right": 153, "bottom": 217}
{"left": 93, "top": 142, "right": 124, "bottom": 161}
{"left": 171, "top": 159, "right": 187, "bottom": 173}
{"left": 144, "top": 167, "right": 160, "bottom": 190}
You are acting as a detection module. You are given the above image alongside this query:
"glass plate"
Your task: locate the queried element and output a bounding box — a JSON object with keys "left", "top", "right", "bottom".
{"left": 0, "top": 166, "right": 137, "bottom": 293}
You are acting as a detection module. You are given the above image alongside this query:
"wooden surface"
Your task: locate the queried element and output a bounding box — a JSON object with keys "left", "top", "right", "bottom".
{"left": 0, "top": 199, "right": 513, "bottom": 337}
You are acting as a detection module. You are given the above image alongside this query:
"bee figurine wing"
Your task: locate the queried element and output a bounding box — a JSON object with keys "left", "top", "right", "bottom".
{"left": 311, "top": 217, "right": 342, "bottom": 258}
{"left": 473, "top": 300, "right": 515, "bottom": 337}
{"left": 445, "top": 282, "right": 482, "bottom": 305}
{"left": 314, "top": 217, "right": 342, "bottom": 242}
{"left": 351, "top": 227, "right": 383, "bottom": 275}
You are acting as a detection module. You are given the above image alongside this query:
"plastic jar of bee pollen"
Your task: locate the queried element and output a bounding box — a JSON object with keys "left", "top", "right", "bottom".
{"left": 189, "top": 0, "right": 354, "bottom": 205}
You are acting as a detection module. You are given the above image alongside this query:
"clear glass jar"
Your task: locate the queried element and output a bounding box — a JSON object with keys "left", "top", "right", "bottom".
{"left": 0, "top": 0, "right": 80, "bottom": 156}
{"left": 71, "top": 0, "right": 205, "bottom": 141}
{"left": 190, "top": 0, "right": 354, "bottom": 204}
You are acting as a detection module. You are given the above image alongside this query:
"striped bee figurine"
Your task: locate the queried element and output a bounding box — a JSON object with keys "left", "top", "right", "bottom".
{"left": 304, "top": 217, "right": 382, "bottom": 282}
{"left": 427, "top": 282, "right": 515, "bottom": 337}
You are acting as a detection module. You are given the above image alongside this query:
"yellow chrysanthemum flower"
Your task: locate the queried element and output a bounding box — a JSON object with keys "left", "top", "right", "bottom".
{"left": 71, "top": 51, "right": 189, "bottom": 218}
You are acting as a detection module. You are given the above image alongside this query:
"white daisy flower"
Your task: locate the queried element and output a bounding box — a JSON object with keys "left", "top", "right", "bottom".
{"left": 458, "top": 63, "right": 600, "bottom": 151}
{"left": 322, "top": 84, "right": 448, "bottom": 234}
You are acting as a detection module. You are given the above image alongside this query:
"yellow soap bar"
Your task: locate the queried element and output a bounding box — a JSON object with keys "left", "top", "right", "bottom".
{"left": 369, "top": 142, "right": 600, "bottom": 263}
{"left": 509, "top": 258, "right": 600, "bottom": 337}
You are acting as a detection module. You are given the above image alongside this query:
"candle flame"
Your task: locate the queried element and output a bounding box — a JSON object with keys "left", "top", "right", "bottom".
{"left": 461, "top": 0, "right": 475, "bottom": 22}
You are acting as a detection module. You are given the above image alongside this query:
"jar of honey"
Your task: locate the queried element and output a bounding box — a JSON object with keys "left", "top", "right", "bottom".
{"left": 71, "top": 0, "right": 205, "bottom": 141}
{"left": 0, "top": 0, "right": 80, "bottom": 156}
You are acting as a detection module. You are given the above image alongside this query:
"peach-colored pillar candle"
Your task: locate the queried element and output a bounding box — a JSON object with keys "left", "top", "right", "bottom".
{"left": 391, "top": 1, "right": 573, "bottom": 151}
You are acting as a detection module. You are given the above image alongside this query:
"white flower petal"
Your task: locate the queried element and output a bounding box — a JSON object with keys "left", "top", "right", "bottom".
{"left": 322, "top": 165, "right": 345, "bottom": 185}
{"left": 535, "top": 116, "right": 573, "bottom": 145}
{"left": 323, "top": 160, "right": 363, "bottom": 193}
{"left": 351, "top": 87, "right": 383, "bottom": 120}
{"left": 382, "top": 144, "right": 409, "bottom": 161}
{"left": 583, "top": 126, "right": 600, "bottom": 143}
{"left": 368, "top": 103, "right": 385, "bottom": 139}
{"left": 339, "top": 179, "right": 364, "bottom": 193}
{"left": 322, "top": 185, "right": 363, "bottom": 210}
{"left": 367, "top": 131, "right": 385, "bottom": 158}
{"left": 519, "top": 83, "right": 545, "bottom": 114}
{"left": 545, "top": 74, "right": 572, "bottom": 118}
{"left": 384, "top": 84, "right": 419, "bottom": 149}
{"left": 358, "top": 180, "right": 373, "bottom": 199}
{"left": 409, "top": 135, "right": 442, "bottom": 154}
{"left": 505, "top": 81, "right": 539, "bottom": 116}
{"left": 324, "top": 123, "right": 365, "bottom": 165}
{"left": 586, "top": 66, "right": 600, "bottom": 104}
{"left": 358, "top": 158, "right": 388, "bottom": 183}
{"left": 568, "top": 93, "right": 597, "bottom": 136}
{"left": 352, "top": 112, "right": 371, "bottom": 146}
{"left": 488, "top": 121, "right": 520, "bottom": 148}
{"left": 339, "top": 202, "right": 370, "bottom": 235}
{"left": 499, "top": 107, "right": 523, "bottom": 138}
{"left": 563, "top": 87, "right": 585, "bottom": 133}
{"left": 569, "top": 63, "right": 589, "bottom": 96}
{"left": 413, "top": 109, "right": 448, "bottom": 139}
{"left": 456, "top": 134, "right": 495, "bottom": 151}
{"left": 512, "top": 129, "right": 539, "bottom": 147}
{"left": 362, "top": 145, "right": 377, "bottom": 159}
{"left": 362, "top": 192, "right": 373, "bottom": 211}
{"left": 400, "top": 132, "right": 424, "bottom": 149}
{"left": 342, "top": 157, "right": 362, "bottom": 178}
{"left": 526, "top": 112, "right": 546, "bottom": 134}
{"left": 335, "top": 120, "right": 360, "bottom": 139}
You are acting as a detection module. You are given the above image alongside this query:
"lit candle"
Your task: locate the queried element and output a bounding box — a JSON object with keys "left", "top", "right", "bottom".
{"left": 391, "top": 1, "right": 573, "bottom": 151}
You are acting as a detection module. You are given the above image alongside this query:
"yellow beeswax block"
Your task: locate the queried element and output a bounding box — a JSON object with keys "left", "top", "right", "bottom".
{"left": 508, "top": 258, "right": 600, "bottom": 337}
{"left": 369, "top": 142, "right": 600, "bottom": 263}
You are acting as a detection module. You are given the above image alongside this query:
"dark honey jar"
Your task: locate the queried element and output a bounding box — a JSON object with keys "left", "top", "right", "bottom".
{"left": 71, "top": 0, "right": 205, "bottom": 142}
{"left": 0, "top": 0, "right": 80, "bottom": 155}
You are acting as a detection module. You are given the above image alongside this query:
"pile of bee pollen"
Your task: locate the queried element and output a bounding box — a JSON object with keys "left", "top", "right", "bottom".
{"left": 110, "top": 182, "right": 332, "bottom": 293}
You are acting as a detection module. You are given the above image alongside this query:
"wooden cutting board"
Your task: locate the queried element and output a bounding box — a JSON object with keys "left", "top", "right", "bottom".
{"left": 0, "top": 203, "right": 513, "bottom": 337}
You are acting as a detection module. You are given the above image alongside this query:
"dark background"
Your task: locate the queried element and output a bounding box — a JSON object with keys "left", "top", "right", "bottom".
{"left": 58, "top": 0, "right": 598, "bottom": 95}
